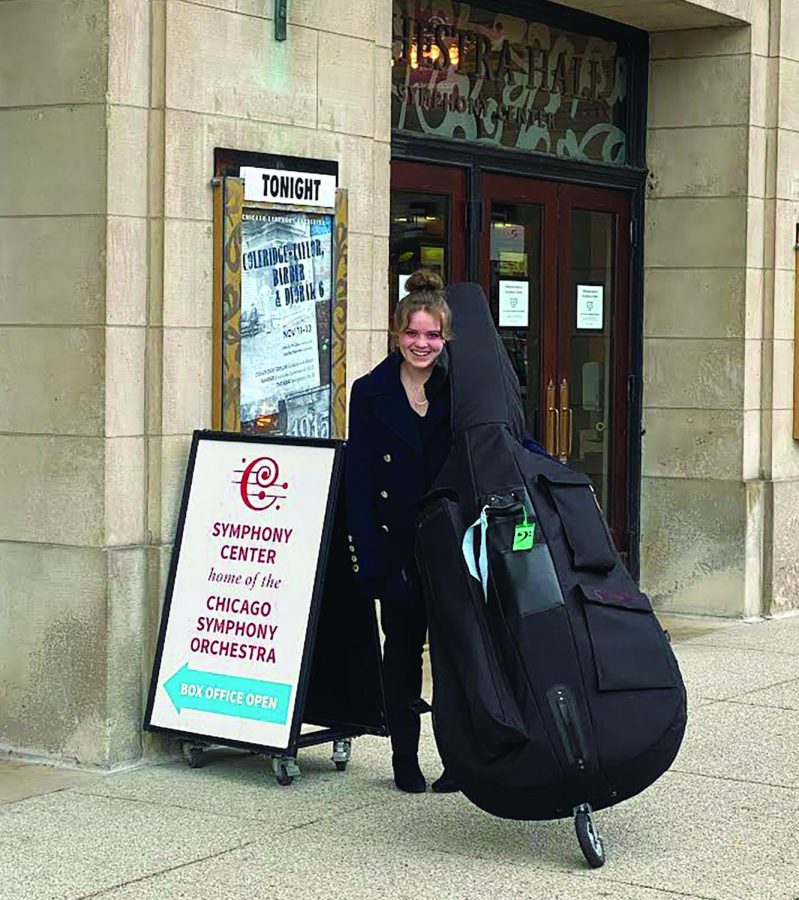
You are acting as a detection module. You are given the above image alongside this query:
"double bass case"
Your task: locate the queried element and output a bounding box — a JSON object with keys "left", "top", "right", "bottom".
{"left": 415, "top": 283, "right": 687, "bottom": 867}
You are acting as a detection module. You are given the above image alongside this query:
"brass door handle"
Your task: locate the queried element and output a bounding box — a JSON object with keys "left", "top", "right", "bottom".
{"left": 545, "top": 380, "right": 558, "bottom": 457}
{"left": 558, "top": 378, "right": 572, "bottom": 463}
{"left": 548, "top": 406, "right": 560, "bottom": 457}
{"left": 563, "top": 406, "right": 573, "bottom": 459}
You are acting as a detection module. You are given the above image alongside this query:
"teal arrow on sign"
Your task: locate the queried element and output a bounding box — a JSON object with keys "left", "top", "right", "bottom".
{"left": 163, "top": 663, "right": 292, "bottom": 725}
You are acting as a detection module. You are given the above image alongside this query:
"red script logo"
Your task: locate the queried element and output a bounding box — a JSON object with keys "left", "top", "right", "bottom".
{"left": 234, "top": 457, "right": 289, "bottom": 511}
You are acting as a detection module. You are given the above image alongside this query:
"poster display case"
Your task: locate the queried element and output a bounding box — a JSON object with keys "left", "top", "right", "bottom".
{"left": 212, "top": 160, "right": 348, "bottom": 439}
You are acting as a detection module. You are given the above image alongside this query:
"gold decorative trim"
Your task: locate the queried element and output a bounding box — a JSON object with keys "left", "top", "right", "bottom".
{"left": 217, "top": 178, "right": 243, "bottom": 432}
{"left": 332, "top": 188, "right": 348, "bottom": 439}
{"left": 212, "top": 179, "right": 224, "bottom": 430}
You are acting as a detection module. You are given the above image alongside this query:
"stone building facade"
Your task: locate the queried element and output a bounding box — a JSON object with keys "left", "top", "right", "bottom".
{"left": 1, "top": 0, "right": 798, "bottom": 766}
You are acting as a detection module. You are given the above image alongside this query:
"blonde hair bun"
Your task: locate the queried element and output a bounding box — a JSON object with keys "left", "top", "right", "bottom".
{"left": 404, "top": 269, "right": 444, "bottom": 294}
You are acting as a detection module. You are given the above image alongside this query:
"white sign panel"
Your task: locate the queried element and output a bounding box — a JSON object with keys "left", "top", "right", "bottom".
{"left": 577, "top": 284, "right": 604, "bottom": 330}
{"left": 498, "top": 280, "right": 529, "bottom": 328}
{"left": 241, "top": 166, "right": 337, "bottom": 208}
{"left": 146, "top": 436, "right": 339, "bottom": 751}
{"left": 398, "top": 274, "right": 411, "bottom": 298}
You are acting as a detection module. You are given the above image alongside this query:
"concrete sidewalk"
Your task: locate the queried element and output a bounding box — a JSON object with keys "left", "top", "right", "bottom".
{"left": 1, "top": 615, "right": 797, "bottom": 900}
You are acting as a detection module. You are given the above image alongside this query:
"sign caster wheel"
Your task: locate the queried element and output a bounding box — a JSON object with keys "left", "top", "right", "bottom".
{"left": 331, "top": 738, "right": 352, "bottom": 772}
{"left": 272, "top": 756, "right": 300, "bottom": 786}
{"left": 183, "top": 744, "right": 206, "bottom": 769}
{"left": 574, "top": 803, "right": 605, "bottom": 869}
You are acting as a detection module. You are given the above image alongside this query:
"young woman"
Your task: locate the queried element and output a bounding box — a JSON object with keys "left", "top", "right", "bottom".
{"left": 345, "top": 269, "right": 457, "bottom": 793}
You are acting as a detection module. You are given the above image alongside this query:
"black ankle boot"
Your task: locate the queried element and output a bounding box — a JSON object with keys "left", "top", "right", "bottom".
{"left": 431, "top": 769, "right": 459, "bottom": 793}
{"left": 392, "top": 754, "right": 426, "bottom": 793}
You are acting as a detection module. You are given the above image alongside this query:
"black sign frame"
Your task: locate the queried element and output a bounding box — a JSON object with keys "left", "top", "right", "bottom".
{"left": 144, "top": 431, "right": 385, "bottom": 756}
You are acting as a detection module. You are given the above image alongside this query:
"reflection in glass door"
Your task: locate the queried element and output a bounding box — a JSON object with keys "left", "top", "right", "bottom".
{"left": 480, "top": 174, "right": 557, "bottom": 444}
{"left": 488, "top": 207, "right": 541, "bottom": 434}
{"left": 566, "top": 209, "right": 615, "bottom": 510}
{"left": 390, "top": 161, "right": 466, "bottom": 323}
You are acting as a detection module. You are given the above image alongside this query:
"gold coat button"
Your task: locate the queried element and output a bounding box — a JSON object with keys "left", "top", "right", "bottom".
{"left": 348, "top": 544, "right": 355, "bottom": 552}
{"left": 380, "top": 490, "right": 388, "bottom": 499}
{"left": 352, "top": 564, "right": 360, "bottom": 573}
{"left": 380, "top": 525, "right": 389, "bottom": 532}
{"left": 383, "top": 454, "right": 392, "bottom": 463}
{"left": 351, "top": 554, "right": 358, "bottom": 563}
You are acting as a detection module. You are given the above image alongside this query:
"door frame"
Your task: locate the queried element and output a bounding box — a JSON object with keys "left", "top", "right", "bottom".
{"left": 390, "top": 140, "right": 646, "bottom": 578}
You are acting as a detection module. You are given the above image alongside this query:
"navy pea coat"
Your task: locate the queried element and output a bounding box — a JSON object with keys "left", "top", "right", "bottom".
{"left": 345, "top": 351, "right": 451, "bottom": 600}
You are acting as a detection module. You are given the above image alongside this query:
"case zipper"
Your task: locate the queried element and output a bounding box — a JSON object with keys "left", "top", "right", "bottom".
{"left": 547, "top": 684, "right": 587, "bottom": 771}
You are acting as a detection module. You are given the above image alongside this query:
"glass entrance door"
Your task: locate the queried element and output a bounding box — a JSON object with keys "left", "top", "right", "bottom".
{"left": 558, "top": 185, "right": 631, "bottom": 550}
{"left": 480, "top": 177, "right": 632, "bottom": 554}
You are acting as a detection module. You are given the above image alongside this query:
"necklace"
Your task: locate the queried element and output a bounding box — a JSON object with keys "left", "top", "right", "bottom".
{"left": 409, "top": 382, "right": 428, "bottom": 407}
{"left": 401, "top": 370, "right": 429, "bottom": 408}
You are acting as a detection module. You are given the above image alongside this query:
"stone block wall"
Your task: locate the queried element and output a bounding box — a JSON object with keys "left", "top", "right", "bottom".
{"left": 756, "top": 3, "right": 799, "bottom": 613}
{"left": 642, "top": 1, "right": 799, "bottom": 617}
{"left": 0, "top": 0, "right": 116, "bottom": 765}
{"left": 642, "top": 21, "right": 763, "bottom": 616}
{"left": 152, "top": 0, "right": 391, "bottom": 552}
{"left": 0, "top": 0, "right": 390, "bottom": 766}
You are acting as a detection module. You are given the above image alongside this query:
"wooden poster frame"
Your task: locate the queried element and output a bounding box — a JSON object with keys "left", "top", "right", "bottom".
{"left": 212, "top": 178, "right": 348, "bottom": 439}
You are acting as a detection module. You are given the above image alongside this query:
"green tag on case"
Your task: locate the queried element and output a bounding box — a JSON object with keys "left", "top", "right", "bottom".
{"left": 512, "top": 508, "right": 535, "bottom": 552}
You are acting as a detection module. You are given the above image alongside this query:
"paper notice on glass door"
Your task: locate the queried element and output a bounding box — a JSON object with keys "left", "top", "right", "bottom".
{"left": 498, "top": 280, "right": 529, "bottom": 328}
{"left": 577, "top": 284, "right": 604, "bottom": 330}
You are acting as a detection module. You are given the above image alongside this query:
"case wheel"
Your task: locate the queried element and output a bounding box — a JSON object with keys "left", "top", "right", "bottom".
{"left": 331, "top": 738, "right": 352, "bottom": 772}
{"left": 276, "top": 764, "right": 294, "bottom": 786}
{"left": 574, "top": 803, "right": 605, "bottom": 868}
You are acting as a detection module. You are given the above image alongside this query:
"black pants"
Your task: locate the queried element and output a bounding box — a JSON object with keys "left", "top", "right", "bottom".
{"left": 379, "top": 590, "right": 427, "bottom": 757}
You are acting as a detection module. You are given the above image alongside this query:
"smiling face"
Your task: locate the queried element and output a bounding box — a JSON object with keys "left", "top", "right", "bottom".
{"left": 397, "top": 309, "right": 445, "bottom": 371}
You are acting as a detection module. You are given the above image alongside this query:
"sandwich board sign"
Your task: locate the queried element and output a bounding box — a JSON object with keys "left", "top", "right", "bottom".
{"left": 145, "top": 431, "right": 345, "bottom": 753}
